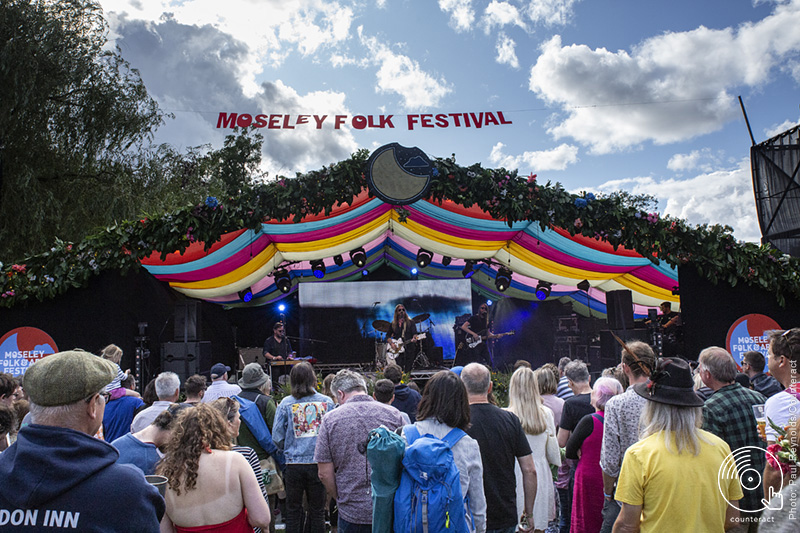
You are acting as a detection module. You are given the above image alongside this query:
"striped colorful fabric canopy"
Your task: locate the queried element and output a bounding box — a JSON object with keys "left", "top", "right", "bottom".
{"left": 141, "top": 192, "right": 678, "bottom": 318}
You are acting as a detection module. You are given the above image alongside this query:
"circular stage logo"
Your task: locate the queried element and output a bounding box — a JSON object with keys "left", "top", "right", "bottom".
{"left": 725, "top": 314, "right": 781, "bottom": 366}
{"left": 0, "top": 327, "right": 58, "bottom": 376}
{"left": 366, "top": 143, "right": 433, "bottom": 205}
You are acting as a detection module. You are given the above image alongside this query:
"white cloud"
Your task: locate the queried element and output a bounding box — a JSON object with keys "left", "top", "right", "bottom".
{"left": 496, "top": 33, "right": 520, "bottom": 68}
{"left": 529, "top": 0, "right": 800, "bottom": 153}
{"left": 101, "top": 0, "right": 354, "bottom": 94}
{"left": 482, "top": 1, "right": 527, "bottom": 33}
{"left": 438, "top": 0, "right": 475, "bottom": 32}
{"left": 588, "top": 159, "right": 761, "bottom": 242}
{"left": 110, "top": 16, "right": 357, "bottom": 176}
{"left": 360, "top": 32, "right": 453, "bottom": 109}
{"left": 489, "top": 142, "right": 579, "bottom": 171}
{"left": 666, "top": 148, "right": 719, "bottom": 172}
{"left": 525, "top": 0, "right": 581, "bottom": 26}
{"left": 764, "top": 117, "right": 800, "bottom": 138}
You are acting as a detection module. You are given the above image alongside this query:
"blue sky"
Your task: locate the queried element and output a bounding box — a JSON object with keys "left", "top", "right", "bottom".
{"left": 98, "top": 0, "right": 800, "bottom": 242}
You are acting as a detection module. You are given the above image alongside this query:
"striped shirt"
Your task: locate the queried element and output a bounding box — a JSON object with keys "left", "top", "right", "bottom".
{"left": 556, "top": 376, "right": 574, "bottom": 400}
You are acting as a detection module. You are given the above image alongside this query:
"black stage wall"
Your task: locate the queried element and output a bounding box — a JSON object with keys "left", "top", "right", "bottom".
{"left": 0, "top": 270, "right": 236, "bottom": 386}
{"left": 679, "top": 266, "right": 800, "bottom": 359}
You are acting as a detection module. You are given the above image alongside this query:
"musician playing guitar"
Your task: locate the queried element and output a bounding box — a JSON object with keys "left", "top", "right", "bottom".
{"left": 388, "top": 304, "right": 419, "bottom": 372}
{"left": 459, "top": 303, "right": 498, "bottom": 368}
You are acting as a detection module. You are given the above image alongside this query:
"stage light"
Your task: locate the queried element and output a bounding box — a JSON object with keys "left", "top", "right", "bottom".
{"left": 350, "top": 248, "right": 367, "bottom": 268}
{"left": 535, "top": 281, "right": 552, "bottom": 300}
{"left": 311, "top": 259, "right": 326, "bottom": 279}
{"left": 362, "top": 269, "right": 369, "bottom": 276}
{"left": 333, "top": 255, "right": 344, "bottom": 267}
{"left": 495, "top": 267, "right": 512, "bottom": 292}
{"left": 238, "top": 288, "right": 254, "bottom": 303}
{"left": 671, "top": 286, "right": 680, "bottom": 296}
{"left": 416, "top": 249, "right": 433, "bottom": 268}
{"left": 441, "top": 256, "right": 452, "bottom": 266}
{"left": 577, "top": 279, "right": 591, "bottom": 292}
{"left": 278, "top": 304, "right": 286, "bottom": 312}
{"left": 273, "top": 269, "right": 292, "bottom": 294}
{"left": 462, "top": 260, "right": 476, "bottom": 279}
{"left": 411, "top": 267, "right": 418, "bottom": 276}
{"left": 486, "top": 300, "right": 493, "bottom": 306}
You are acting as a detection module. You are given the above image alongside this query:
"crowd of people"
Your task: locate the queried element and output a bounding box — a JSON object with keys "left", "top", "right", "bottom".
{"left": 0, "top": 328, "right": 798, "bottom": 532}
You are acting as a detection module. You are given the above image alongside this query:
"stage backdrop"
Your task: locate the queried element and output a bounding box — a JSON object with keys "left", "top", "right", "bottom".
{"left": 298, "top": 279, "right": 472, "bottom": 364}
{"left": 679, "top": 266, "right": 800, "bottom": 363}
{"left": 0, "top": 270, "right": 236, "bottom": 385}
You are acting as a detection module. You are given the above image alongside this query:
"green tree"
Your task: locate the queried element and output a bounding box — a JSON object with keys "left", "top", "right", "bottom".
{"left": 0, "top": 0, "right": 165, "bottom": 261}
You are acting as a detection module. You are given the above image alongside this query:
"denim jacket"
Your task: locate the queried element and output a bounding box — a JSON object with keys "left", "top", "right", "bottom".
{"left": 273, "top": 392, "right": 335, "bottom": 464}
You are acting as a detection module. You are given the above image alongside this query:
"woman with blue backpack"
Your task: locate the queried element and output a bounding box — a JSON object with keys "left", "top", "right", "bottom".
{"left": 397, "top": 370, "right": 487, "bottom": 533}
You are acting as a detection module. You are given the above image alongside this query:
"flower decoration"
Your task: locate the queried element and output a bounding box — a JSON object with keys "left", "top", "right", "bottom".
{"left": 205, "top": 196, "right": 219, "bottom": 209}
{"left": 765, "top": 418, "right": 799, "bottom": 475}
{"left": 574, "top": 198, "right": 588, "bottom": 208}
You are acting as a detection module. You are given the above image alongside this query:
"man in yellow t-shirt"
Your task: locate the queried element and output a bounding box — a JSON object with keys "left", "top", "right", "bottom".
{"left": 613, "top": 358, "right": 743, "bottom": 533}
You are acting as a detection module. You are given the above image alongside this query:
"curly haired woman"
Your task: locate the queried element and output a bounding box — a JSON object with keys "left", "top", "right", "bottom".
{"left": 157, "top": 404, "right": 271, "bottom": 533}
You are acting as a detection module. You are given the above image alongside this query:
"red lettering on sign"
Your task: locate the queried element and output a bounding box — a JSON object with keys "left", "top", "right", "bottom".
{"left": 254, "top": 114, "right": 268, "bottom": 128}
{"left": 334, "top": 115, "right": 347, "bottom": 129}
{"left": 314, "top": 115, "right": 327, "bottom": 128}
{"left": 282, "top": 115, "right": 294, "bottom": 129}
{"left": 217, "top": 113, "right": 237, "bottom": 128}
{"left": 352, "top": 115, "right": 367, "bottom": 129}
{"left": 420, "top": 114, "right": 433, "bottom": 128}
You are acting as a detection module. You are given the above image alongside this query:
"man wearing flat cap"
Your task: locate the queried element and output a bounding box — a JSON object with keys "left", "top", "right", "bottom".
{"left": 0, "top": 350, "right": 164, "bottom": 531}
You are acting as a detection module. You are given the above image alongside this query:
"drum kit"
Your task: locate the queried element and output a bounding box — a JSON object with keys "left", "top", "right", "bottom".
{"left": 371, "top": 313, "right": 431, "bottom": 370}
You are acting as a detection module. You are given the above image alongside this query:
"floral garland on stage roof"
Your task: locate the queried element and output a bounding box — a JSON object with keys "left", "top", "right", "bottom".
{"left": 1, "top": 149, "right": 799, "bottom": 308}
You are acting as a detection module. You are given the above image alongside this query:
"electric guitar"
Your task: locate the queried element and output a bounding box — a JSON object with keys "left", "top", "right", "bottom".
{"left": 459, "top": 330, "right": 515, "bottom": 350}
{"left": 387, "top": 333, "right": 427, "bottom": 356}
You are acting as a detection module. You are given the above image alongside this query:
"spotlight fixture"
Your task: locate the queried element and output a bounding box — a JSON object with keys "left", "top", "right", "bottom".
{"left": 671, "top": 286, "right": 680, "bottom": 296}
{"left": 410, "top": 267, "right": 419, "bottom": 277}
{"left": 535, "top": 281, "right": 552, "bottom": 301}
{"left": 462, "top": 260, "right": 477, "bottom": 279}
{"left": 441, "top": 256, "right": 452, "bottom": 267}
{"left": 350, "top": 248, "right": 367, "bottom": 268}
{"left": 362, "top": 269, "right": 369, "bottom": 276}
{"left": 486, "top": 299, "right": 493, "bottom": 306}
{"left": 278, "top": 304, "right": 286, "bottom": 312}
{"left": 238, "top": 287, "right": 254, "bottom": 303}
{"left": 311, "top": 260, "right": 326, "bottom": 279}
{"left": 333, "top": 255, "right": 344, "bottom": 267}
{"left": 495, "top": 267, "right": 512, "bottom": 292}
{"left": 577, "top": 279, "right": 591, "bottom": 292}
{"left": 416, "top": 249, "right": 433, "bottom": 268}
{"left": 273, "top": 269, "right": 292, "bottom": 294}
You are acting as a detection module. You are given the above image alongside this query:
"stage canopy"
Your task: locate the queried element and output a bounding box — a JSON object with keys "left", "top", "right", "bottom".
{"left": 2, "top": 145, "right": 799, "bottom": 313}
{"left": 139, "top": 192, "right": 676, "bottom": 318}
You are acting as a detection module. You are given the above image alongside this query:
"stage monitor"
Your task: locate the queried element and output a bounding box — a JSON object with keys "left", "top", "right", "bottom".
{"left": 298, "top": 279, "right": 472, "bottom": 364}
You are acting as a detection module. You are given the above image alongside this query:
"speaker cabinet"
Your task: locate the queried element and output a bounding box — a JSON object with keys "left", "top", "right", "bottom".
{"left": 606, "top": 290, "right": 634, "bottom": 330}
{"left": 161, "top": 341, "right": 212, "bottom": 382}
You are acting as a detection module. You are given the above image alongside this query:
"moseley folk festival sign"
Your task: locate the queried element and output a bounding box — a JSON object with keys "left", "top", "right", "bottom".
{"left": 216, "top": 111, "right": 513, "bottom": 131}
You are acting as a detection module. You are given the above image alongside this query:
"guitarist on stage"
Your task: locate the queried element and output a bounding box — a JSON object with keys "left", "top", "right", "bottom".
{"left": 388, "top": 304, "right": 419, "bottom": 372}
{"left": 459, "top": 303, "right": 496, "bottom": 368}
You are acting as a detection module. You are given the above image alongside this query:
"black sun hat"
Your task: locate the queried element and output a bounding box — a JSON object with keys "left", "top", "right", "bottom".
{"left": 633, "top": 357, "right": 704, "bottom": 407}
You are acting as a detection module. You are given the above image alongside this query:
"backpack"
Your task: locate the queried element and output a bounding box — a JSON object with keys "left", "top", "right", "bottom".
{"left": 393, "top": 425, "right": 474, "bottom": 533}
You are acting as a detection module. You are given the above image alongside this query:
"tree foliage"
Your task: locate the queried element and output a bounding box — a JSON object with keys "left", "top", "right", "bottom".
{"left": 0, "top": 0, "right": 166, "bottom": 261}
